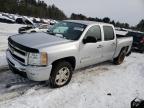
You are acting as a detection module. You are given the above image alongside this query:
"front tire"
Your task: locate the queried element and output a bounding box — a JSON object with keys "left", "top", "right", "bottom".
{"left": 113, "top": 48, "right": 127, "bottom": 65}
{"left": 49, "top": 61, "right": 73, "bottom": 88}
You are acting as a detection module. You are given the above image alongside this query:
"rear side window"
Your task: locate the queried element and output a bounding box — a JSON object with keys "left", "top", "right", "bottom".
{"left": 103, "top": 26, "right": 114, "bottom": 41}
{"left": 85, "top": 25, "right": 101, "bottom": 41}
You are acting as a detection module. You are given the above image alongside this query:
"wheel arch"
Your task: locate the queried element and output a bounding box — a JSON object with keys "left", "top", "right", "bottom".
{"left": 52, "top": 56, "right": 76, "bottom": 70}
{"left": 116, "top": 46, "right": 129, "bottom": 58}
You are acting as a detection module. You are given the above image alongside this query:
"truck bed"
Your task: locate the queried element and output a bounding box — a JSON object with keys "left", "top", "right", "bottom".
{"left": 114, "top": 36, "right": 133, "bottom": 58}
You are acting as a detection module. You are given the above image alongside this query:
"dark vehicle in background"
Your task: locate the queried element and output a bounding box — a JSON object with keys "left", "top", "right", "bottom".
{"left": 16, "top": 17, "right": 33, "bottom": 25}
{"left": 15, "top": 18, "right": 25, "bottom": 24}
{"left": 126, "top": 31, "right": 144, "bottom": 53}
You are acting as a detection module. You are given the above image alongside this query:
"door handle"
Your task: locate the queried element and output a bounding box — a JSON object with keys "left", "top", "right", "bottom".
{"left": 97, "top": 45, "right": 103, "bottom": 48}
{"left": 111, "top": 43, "right": 116, "bottom": 46}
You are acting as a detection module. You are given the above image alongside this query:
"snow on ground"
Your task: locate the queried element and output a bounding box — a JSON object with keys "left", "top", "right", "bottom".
{"left": 0, "top": 23, "right": 23, "bottom": 66}
{"left": 0, "top": 22, "right": 144, "bottom": 108}
{"left": 0, "top": 22, "right": 23, "bottom": 34}
{"left": 0, "top": 53, "right": 143, "bottom": 108}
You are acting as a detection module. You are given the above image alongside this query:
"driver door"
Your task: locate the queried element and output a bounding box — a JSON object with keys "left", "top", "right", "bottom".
{"left": 79, "top": 25, "right": 103, "bottom": 68}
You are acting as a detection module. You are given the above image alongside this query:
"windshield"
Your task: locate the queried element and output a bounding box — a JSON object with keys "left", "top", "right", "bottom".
{"left": 47, "top": 21, "right": 87, "bottom": 40}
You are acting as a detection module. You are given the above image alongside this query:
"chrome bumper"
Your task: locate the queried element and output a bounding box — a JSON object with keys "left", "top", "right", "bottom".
{"left": 6, "top": 50, "right": 52, "bottom": 81}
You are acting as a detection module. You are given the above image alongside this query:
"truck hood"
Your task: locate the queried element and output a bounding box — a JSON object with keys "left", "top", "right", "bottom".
{"left": 10, "top": 32, "right": 72, "bottom": 49}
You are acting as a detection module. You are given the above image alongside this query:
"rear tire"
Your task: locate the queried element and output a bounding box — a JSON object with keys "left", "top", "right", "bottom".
{"left": 113, "top": 48, "right": 127, "bottom": 65}
{"left": 49, "top": 61, "right": 73, "bottom": 88}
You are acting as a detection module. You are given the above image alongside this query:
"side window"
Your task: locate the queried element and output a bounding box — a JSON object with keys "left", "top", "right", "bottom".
{"left": 103, "top": 26, "right": 114, "bottom": 41}
{"left": 85, "top": 25, "right": 101, "bottom": 41}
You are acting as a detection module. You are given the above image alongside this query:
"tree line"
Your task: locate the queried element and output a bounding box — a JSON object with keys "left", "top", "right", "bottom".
{"left": 0, "top": 0, "right": 67, "bottom": 20}
{"left": 0, "top": 0, "right": 143, "bottom": 32}
{"left": 70, "top": 13, "right": 144, "bottom": 32}
{"left": 136, "top": 20, "right": 144, "bottom": 32}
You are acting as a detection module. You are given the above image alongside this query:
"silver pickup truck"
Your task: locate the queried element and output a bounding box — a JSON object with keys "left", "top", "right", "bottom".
{"left": 6, "top": 20, "right": 133, "bottom": 88}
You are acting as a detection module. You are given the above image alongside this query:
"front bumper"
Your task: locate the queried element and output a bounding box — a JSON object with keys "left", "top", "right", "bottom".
{"left": 6, "top": 50, "right": 52, "bottom": 81}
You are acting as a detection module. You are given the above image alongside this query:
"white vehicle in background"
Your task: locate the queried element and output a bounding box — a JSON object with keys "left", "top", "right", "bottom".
{"left": 18, "top": 17, "right": 48, "bottom": 34}
{"left": 115, "top": 28, "right": 128, "bottom": 37}
{"left": 0, "top": 14, "right": 15, "bottom": 23}
{"left": 18, "top": 24, "right": 49, "bottom": 34}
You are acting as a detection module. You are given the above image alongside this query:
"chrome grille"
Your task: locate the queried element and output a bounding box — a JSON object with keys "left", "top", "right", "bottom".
{"left": 8, "top": 42, "right": 27, "bottom": 65}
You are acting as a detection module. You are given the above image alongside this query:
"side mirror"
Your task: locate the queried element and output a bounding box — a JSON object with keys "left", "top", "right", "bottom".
{"left": 83, "top": 36, "right": 97, "bottom": 44}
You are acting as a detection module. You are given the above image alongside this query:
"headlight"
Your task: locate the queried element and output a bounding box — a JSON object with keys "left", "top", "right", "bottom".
{"left": 28, "top": 52, "right": 48, "bottom": 66}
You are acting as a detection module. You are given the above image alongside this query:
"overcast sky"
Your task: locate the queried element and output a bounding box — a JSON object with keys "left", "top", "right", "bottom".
{"left": 44, "top": 0, "right": 144, "bottom": 26}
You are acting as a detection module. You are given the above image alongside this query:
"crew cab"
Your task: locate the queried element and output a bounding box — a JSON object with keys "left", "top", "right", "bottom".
{"left": 6, "top": 20, "right": 133, "bottom": 88}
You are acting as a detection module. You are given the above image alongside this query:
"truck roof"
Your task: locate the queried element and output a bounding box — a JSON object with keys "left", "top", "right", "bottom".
{"left": 65, "top": 20, "right": 113, "bottom": 26}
